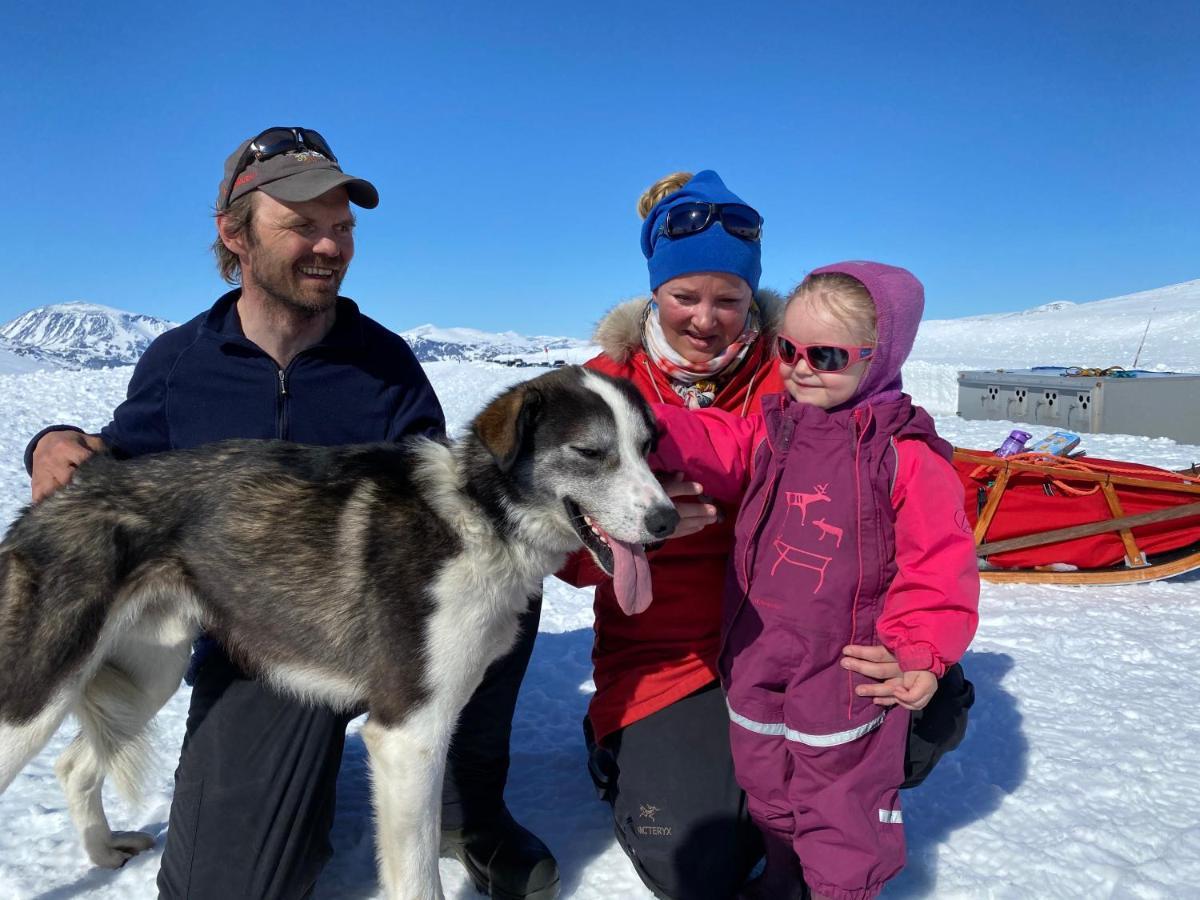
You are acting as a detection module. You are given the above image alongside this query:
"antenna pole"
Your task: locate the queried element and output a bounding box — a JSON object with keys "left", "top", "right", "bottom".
{"left": 1132, "top": 307, "right": 1155, "bottom": 369}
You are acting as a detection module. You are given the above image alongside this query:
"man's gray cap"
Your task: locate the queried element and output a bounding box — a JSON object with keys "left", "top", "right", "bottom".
{"left": 217, "top": 136, "right": 379, "bottom": 210}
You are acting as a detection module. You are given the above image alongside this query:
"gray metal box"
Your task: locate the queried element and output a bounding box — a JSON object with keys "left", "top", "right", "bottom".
{"left": 957, "top": 368, "right": 1200, "bottom": 444}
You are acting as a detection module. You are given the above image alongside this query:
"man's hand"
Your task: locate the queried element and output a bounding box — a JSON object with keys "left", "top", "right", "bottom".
{"left": 841, "top": 644, "right": 904, "bottom": 706}
{"left": 658, "top": 472, "right": 722, "bottom": 539}
{"left": 31, "top": 430, "right": 106, "bottom": 502}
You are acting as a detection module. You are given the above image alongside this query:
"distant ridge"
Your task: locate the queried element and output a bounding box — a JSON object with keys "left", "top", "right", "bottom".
{"left": 914, "top": 278, "right": 1200, "bottom": 370}
{"left": 6, "top": 277, "right": 1195, "bottom": 372}
{"left": 397, "top": 323, "right": 589, "bottom": 363}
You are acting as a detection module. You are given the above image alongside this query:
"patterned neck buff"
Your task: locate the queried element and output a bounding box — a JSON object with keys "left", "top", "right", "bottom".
{"left": 641, "top": 302, "right": 760, "bottom": 409}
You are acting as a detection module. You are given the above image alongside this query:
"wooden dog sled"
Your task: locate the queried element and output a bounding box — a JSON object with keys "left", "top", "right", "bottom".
{"left": 953, "top": 449, "right": 1200, "bottom": 585}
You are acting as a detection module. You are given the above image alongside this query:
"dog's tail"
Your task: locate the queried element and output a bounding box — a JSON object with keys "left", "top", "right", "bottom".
{"left": 0, "top": 548, "right": 78, "bottom": 793}
{"left": 0, "top": 546, "right": 163, "bottom": 803}
{"left": 0, "top": 546, "right": 39, "bottom": 721}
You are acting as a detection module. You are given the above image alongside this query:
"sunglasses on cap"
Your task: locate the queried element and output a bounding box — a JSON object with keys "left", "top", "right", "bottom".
{"left": 220, "top": 127, "right": 339, "bottom": 211}
{"left": 775, "top": 336, "right": 875, "bottom": 373}
{"left": 660, "top": 202, "right": 763, "bottom": 242}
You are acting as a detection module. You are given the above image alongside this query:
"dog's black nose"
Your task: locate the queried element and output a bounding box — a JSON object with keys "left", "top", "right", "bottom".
{"left": 644, "top": 505, "right": 680, "bottom": 540}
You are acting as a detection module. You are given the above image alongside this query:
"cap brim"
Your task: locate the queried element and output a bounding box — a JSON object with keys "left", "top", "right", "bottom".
{"left": 259, "top": 169, "right": 379, "bottom": 209}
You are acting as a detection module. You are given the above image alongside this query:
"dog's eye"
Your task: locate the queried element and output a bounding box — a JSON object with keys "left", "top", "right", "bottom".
{"left": 570, "top": 445, "right": 604, "bottom": 460}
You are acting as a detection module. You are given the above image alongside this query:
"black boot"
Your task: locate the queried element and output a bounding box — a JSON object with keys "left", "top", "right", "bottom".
{"left": 440, "top": 810, "right": 560, "bottom": 900}
{"left": 737, "top": 829, "right": 809, "bottom": 900}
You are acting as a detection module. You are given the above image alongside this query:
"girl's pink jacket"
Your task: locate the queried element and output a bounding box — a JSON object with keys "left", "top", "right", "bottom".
{"left": 651, "top": 400, "right": 979, "bottom": 677}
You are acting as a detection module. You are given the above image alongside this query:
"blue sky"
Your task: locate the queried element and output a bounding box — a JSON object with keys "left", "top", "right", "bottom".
{"left": 5, "top": 1, "right": 1196, "bottom": 338}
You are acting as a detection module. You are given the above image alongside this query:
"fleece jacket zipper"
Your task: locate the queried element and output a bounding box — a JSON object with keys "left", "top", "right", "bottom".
{"left": 276, "top": 366, "right": 289, "bottom": 439}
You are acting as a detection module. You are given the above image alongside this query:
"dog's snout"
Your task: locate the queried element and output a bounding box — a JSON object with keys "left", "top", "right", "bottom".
{"left": 644, "top": 505, "right": 680, "bottom": 540}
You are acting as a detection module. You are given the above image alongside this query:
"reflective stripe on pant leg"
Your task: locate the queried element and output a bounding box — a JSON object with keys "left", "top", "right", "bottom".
{"left": 727, "top": 700, "right": 887, "bottom": 747}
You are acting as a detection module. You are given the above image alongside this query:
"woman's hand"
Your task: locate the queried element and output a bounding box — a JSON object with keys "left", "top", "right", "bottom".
{"left": 841, "top": 644, "right": 904, "bottom": 707}
{"left": 891, "top": 670, "right": 939, "bottom": 711}
{"left": 658, "top": 472, "right": 722, "bottom": 539}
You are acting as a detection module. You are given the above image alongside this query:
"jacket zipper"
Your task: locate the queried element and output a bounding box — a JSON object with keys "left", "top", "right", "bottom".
{"left": 846, "top": 407, "right": 871, "bottom": 717}
{"left": 739, "top": 366, "right": 759, "bottom": 417}
{"left": 276, "top": 367, "right": 289, "bottom": 439}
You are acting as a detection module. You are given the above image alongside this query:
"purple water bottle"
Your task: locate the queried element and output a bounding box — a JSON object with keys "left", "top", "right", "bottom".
{"left": 995, "top": 429, "right": 1031, "bottom": 457}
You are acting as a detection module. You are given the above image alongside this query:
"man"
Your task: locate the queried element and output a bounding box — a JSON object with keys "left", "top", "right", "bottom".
{"left": 27, "top": 126, "right": 559, "bottom": 900}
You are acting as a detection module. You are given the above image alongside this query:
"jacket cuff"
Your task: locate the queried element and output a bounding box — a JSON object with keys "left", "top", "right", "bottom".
{"left": 24, "top": 425, "right": 85, "bottom": 476}
{"left": 895, "top": 642, "right": 947, "bottom": 679}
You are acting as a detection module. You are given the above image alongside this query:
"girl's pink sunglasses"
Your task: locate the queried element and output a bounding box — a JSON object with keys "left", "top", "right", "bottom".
{"left": 775, "top": 336, "right": 875, "bottom": 373}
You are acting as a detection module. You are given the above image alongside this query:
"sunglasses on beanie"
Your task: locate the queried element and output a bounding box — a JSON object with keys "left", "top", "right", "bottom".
{"left": 775, "top": 336, "right": 875, "bottom": 373}
{"left": 660, "top": 202, "right": 763, "bottom": 242}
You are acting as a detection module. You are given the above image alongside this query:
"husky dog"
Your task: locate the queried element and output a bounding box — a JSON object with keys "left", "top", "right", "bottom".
{"left": 0, "top": 365, "right": 676, "bottom": 900}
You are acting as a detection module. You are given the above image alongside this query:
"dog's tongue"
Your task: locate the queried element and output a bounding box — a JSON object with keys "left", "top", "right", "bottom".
{"left": 610, "top": 537, "right": 653, "bottom": 616}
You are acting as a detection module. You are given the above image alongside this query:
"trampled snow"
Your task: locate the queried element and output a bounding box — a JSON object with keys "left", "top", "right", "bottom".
{"left": 1, "top": 281, "right": 1199, "bottom": 899}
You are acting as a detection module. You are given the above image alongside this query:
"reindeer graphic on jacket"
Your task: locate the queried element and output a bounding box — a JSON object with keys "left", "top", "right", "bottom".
{"left": 650, "top": 391, "right": 979, "bottom": 900}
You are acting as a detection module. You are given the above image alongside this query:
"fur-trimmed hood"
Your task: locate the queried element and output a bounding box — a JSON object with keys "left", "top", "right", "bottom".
{"left": 591, "top": 288, "right": 785, "bottom": 365}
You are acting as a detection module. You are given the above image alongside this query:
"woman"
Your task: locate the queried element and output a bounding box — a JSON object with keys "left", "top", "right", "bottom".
{"left": 560, "top": 171, "right": 974, "bottom": 900}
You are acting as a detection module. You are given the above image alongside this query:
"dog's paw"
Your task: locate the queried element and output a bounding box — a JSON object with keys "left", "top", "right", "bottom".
{"left": 87, "top": 830, "right": 155, "bottom": 868}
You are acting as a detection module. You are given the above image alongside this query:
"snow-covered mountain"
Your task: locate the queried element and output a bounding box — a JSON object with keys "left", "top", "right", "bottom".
{"left": 0, "top": 302, "right": 176, "bottom": 369}
{"left": 397, "top": 323, "right": 589, "bottom": 363}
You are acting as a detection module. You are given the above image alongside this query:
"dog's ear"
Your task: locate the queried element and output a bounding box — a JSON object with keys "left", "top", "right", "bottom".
{"left": 474, "top": 384, "right": 543, "bottom": 472}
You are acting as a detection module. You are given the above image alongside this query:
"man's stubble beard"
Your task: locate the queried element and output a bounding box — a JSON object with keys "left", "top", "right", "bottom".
{"left": 246, "top": 251, "right": 348, "bottom": 320}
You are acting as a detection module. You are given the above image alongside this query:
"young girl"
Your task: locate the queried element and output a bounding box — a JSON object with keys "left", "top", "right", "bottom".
{"left": 650, "top": 261, "right": 980, "bottom": 900}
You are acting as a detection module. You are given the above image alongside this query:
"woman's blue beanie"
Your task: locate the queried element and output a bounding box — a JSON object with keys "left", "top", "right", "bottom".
{"left": 640, "top": 170, "right": 762, "bottom": 293}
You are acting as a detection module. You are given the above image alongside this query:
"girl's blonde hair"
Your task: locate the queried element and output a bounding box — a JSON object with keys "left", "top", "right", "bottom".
{"left": 637, "top": 171, "right": 693, "bottom": 220}
{"left": 787, "top": 272, "right": 878, "bottom": 345}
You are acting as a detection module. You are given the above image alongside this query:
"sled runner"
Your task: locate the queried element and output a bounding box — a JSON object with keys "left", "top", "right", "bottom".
{"left": 952, "top": 449, "right": 1200, "bottom": 585}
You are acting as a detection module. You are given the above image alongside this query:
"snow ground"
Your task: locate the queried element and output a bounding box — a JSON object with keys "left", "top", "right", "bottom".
{"left": 2, "top": 295, "right": 1200, "bottom": 898}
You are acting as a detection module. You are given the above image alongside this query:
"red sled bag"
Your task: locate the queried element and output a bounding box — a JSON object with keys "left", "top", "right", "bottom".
{"left": 954, "top": 452, "right": 1200, "bottom": 570}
